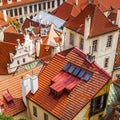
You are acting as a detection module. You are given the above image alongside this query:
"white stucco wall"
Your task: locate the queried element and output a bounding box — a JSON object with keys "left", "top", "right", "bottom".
{"left": 64, "top": 27, "right": 119, "bottom": 73}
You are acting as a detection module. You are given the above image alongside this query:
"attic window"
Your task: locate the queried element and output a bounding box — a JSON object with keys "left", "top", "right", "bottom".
{"left": 51, "top": 89, "right": 59, "bottom": 97}
{"left": 2, "top": 90, "right": 13, "bottom": 103}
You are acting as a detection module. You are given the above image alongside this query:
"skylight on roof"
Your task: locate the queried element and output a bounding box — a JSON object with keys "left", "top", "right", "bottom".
{"left": 84, "top": 73, "right": 92, "bottom": 82}
{"left": 63, "top": 63, "right": 70, "bottom": 71}
{"left": 78, "top": 69, "right": 85, "bottom": 78}
{"left": 68, "top": 65, "right": 76, "bottom": 74}
{"left": 73, "top": 67, "right": 81, "bottom": 76}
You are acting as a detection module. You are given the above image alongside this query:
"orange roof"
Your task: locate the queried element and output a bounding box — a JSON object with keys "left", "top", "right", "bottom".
{"left": 108, "top": 12, "right": 117, "bottom": 21}
{"left": 115, "top": 38, "right": 120, "bottom": 67}
{"left": 27, "top": 47, "right": 111, "bottom": 120}
{"left": 0, "top": 42, "right": 16, "bottom": 75}
{"left": 52, "top": 0, "right": 120, "bottom": 21}
{"left": 4, "top": 25, "right": 17, "bottom": 33}
{"left": 4, "top": 32, "right": 24, "bottom": 44}
{"left": 0, "top": 0, "right": 40, "bottom": 9}
{"left": 65, "top": 4, "right": 119, "bottom": 37}
{"left": 0, "top": 65, "right": 42, "bottom": 116}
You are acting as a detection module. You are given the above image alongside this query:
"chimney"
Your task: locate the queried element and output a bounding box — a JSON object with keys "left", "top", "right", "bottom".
{"left": 36, "top": 38, "right": 42, "bottom": 57}
{"left": 3, "top": 10, "right": 7, "bottom": 22}
{"left": 84, "top": 15, "right": 91, "bottom": 39}
{"left": 116, "top": 8, "right": 120, "bottom": 27}
{"left": 30, "top": 75, "right": 39, "bottom": 94}
{"left": 75, "top": 0, "right": 78, "bottom": 6}
{"left": 21, "top": 74, "right": 39, "bottom": 106}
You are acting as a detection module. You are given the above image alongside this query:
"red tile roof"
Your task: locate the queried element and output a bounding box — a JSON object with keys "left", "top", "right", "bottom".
{"left": 0, "top": 65, "right": 42, "bottom": 116}
{"left": 51, "top": 2, "right": 81, "bottom": 20}
{"left": 108, "top": 12, "right": 117, "bottom": 21}
{"left": 0, "top": 42, "right": 16, "bottom": 75}
{"left": 115, "top": 38, "right": 120, "bottom": 67}
{"left": 27, "top": 47, "right": 111, "bottom": 120}
{"left": 0, "top": 0, "right": 40, "bottom": 9}
{"left": 4, "top": 32, "right": 24, "bottom": 44}
{"left": 22, "top": 18, "right": 39, "bottom": 33}
{"left": 65, "top": 4, "right": 119, "bottom": 37}
{"left": 52, "top": 0, "right": 120, "bottom": 21}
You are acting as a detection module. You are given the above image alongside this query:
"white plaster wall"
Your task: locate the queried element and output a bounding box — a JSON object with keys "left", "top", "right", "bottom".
{"left": 64, "top": 27, "right": 119, "bottom": 73}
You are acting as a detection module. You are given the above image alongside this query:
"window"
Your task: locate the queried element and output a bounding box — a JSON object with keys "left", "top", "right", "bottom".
{"left": 34, "top": 4, "right": 37, "bottom": 12}
{"left": 43, "top": 2, "right": 46, "bottom": 10}
{"left": 92, "top": 40, "right": 97, "bottom": 52}
{"left": 20, "top": 18, "right": 23, "bottom": 23}
{"left": 69, "top": 33, "right": 74, "bottom": 46}
{"left": 33, "top": 106, "right": 37, "bottom": 117}
{"left": 38, "top": 4, "right": 41, "bottom": 10}
{"left": 79, "top": 38, "right": 84, "bottom": 50}
{"left": 104, "top": 58, "right": 109, "bottom": 68}
{"left": 51, "top": 89, "right": 59, "bottom": 97}
{"left": 24, "top": 6, "right": 27, "bottom": 14}
{"left": 23, "top": 58, "right": 25, "bottom": 63}
{"left": 106, "top": 35, "right": 112, "bottom": 47}
{"left": 57, "top": 0, "right": 60, "bottom": 6}
{"left": 47, "top": 2, "right": 50, "bottom": 9}
{"left": 17, "top": 60, "right": 20, "bottom": 65}
{"left": 44, "top": 113, "right": 48, "bottom": 120}
{"left": 30, "top": 5, "right": 32, "bottom": 13}
{"left": 52, "top": 1, "right": 55, "bottom": 8}
{"left": 10, "top": 10, "right": 13, "bottom": 17}
{"left": 14, "top": 8, "right": 18, "bottom": 16}
{"left": 19, "top": 8, "right": 22, "bottom": 15}
{"left": 90, "top": 94, "right": 107, "bottom": 116}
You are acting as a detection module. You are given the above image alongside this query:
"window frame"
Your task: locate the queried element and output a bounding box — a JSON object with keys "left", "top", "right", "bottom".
{"left": 79, "top": 38, "right": 84, "bottom": 50}
{"left": 106, "top": 35, "right": 112, "bottom": 47}
{"left": 33, "top": 106, "right": 37, "bottom": 117}
{"left": 69, "top": 33, "right": 74, "bottom": 46}
{"left": 104, "top": 57, "right": 109, "bottom": 68}
{"left": 92, "top": 40, "right": 97, "bottom": 52}
{"left": 44, "top": 113, "right": 48, "bottom": 120}
{"left": 90, "top": 94, "right": 107, "bottom": 116}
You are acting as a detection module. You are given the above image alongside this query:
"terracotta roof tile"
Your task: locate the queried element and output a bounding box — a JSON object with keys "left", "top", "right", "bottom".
{"left": 4, "top": 32, "right": 24, "bottom": 44}
{"left": 65, "top": 4, "right": 119, "bottom": 37}
{"left": 0, "top": 42, "right": 16, "bottom": 75}
{"left": 27, "top": 47, "right": 111, "bottom": 120}
{"left": 0, "top": 65, "right": 42, "bottom": 116}
{"left": 108, "top": 12, "right": 117, "bottom": 21}
{"left": 4, "top": 25, "right": 17, "bottom": 33}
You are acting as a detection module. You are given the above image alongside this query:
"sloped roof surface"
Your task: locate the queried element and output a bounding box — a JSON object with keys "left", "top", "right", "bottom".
{"left": 65, "top": 4, "right": 119, "bottom": 37}
{"left": 27, "top": 47, "right": 110, "bottom": 120}
{"left": 0, "top": 42, "right": 16, "bottom": 75}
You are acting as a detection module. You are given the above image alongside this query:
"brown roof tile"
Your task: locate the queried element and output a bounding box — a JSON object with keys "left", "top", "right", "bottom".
{"left": 0, "top": 42, "right": 16, "bottom": 75}
{"left": 27, "top": 47, "right": 111, "bottom": 120}
{"left": 65, "top": 4, "right": 119, "bottom": 37}
{"left": 0, "top": 65, "right": 42, "bottom": 116}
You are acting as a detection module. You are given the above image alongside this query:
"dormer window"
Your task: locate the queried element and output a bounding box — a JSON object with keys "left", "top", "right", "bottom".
{"left": 51, "top": 89, "right": 59, "bottom": 97}
{"left": 7, "top": 0, "right": 12, "bottom": 4}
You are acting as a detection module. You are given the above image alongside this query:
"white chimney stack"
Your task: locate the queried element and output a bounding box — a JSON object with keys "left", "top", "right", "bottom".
{"left": 30, "top": 75, "right": 39, "bottom": 94}
{"left": 3, "top": 10, "right": 7, "bottom": 22}
{"left": 84, "top": 15, "right": 91, "bottom": 39}
{"left": 116, "top": 8, "right": 120, "bottom": 27}
{"left": 21, "top": 74, "right": 39, "bottom": 106}
{"left": 36, "top": 38, "right": 42, "bottom": 57}
{"left": 75, "top": 0, "right": 78, "bottom": 6}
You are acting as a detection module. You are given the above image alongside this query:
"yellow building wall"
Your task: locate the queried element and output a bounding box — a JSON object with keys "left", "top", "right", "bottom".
{"left": 27, "top": 99, "right": 58, "bottom": 120}
{"left": 73, "top": 80, "right": 111, "bottom": 120}
{"left": 27, "top": 81, "right": 111, "bottom": 120}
